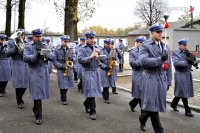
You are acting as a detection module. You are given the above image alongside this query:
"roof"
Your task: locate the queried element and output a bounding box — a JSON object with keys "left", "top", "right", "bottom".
{"left": 128, "top": 21, "right": 188, "bottom": 36}
{"left": 168, "top": 21, "right": 187, "bottom": 28}
{"left": 128, "top": 28, "right": 149, "bottom": 35}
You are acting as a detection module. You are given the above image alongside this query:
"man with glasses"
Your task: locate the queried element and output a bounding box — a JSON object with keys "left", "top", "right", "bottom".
{"left": 0, "top": 34, "right": 11, "bottom": 97}
{"left": 23, "top": 29, "right": 55, "bottom": 125}
{"left": 138, "top": 23, "right": 172, "bottom": 133}
{"left": 5, "top": 29, "right": 29, "bottom": 109}
{"left": 53, "top": 35, "right": 75, "bottom": 105}
{"left": 78, "top": 30, "right": 102, "bottom": 120}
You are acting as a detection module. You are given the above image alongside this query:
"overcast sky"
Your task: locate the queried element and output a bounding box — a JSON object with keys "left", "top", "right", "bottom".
{"left": 0, "top": 0, "right": 200, "bottom": 33}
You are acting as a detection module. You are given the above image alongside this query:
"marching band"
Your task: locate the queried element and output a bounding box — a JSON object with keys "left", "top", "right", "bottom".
{"left": 0, "top": 24, "right": 199, "bottom": 133}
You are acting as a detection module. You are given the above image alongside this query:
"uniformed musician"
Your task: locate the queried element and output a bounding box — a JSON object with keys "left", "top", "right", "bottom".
{"left": 128, "top": 36, "right": 146, "bottom": 112}
{"left": 23, "top": 29, "right": 55, "bottom": 125}
{"left": 0, "top": 34, "right": 11, "bottom": 97}
{"left": 78, "top": 30, "right": 102, "bottom": 120}
{"left": 53, "top": 35, "right": 75, "bottom": 105}
{"left": 138, "top": 23, "right": 172, "bottom": 132}
{"left": 170, "top": 38, "right": 196, "bottom": 117}
{"left": 6, "top": 29, "right": 29, "bottom": 109}
{"left": 100, "top": 38, "right": 118, "bottom": 104}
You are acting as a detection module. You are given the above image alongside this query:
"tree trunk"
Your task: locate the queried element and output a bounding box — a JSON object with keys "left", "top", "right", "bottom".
{"left": 64, "top": 0, "right": 78, "bottom": 41}
{"left": 5, "top": 0, "right": 12, "bottom": 36}
{"left": 18, "top": 0, "right": 26, "bottom": 29}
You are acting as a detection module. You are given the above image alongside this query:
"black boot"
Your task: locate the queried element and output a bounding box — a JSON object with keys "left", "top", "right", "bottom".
{"left": 129, "top": 99, "right": 135, "bottom": 112}
{"left": 83, "top": 99, "right": 90, "bottom": 113}
{"left": 33, "top": 100, "right": 42, "bottom": 125}
{"left": 60, "top": 89, "right": 68, "bottom": 105}
{"left": 112, "top": 87, "right": 118, "bottom": 94}
{"left": 118, "top": 64, "right": 122, "bottom": 72}
{"left": 78, "top": 79, "right": 82, "bottom": 92}
{"left": 88, "top": 97, "right": 96, "bottom": 120}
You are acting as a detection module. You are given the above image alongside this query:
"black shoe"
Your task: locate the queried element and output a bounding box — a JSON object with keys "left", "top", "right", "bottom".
{"left": 139, "top": 117, "right": 146, "bottom": 131}
{"left": 140, "top": 124, "right": 146, "bottom": 131}
{"left": 83, "top": 102, "right": 90, "bottom": 113}
{"left": 0, "top": 93, "right": 4, "bottom": 97}
{"left": 62, "top": 101, "right": 68, "bottom": 105}
{"left": 18, "top": 104, "right": 24, "bottom": 109}
{"left": 185, "top": 113, "right": 194, "bottom": 117}
{"left": 36, "top": 119, "right": 42, "bottom": 125}
{"left": 112, "top": 92, "right": 118, "bottom": 95}
{"left": 105, "top": 100, "right": 110, "bottom": 104}
{"left": 129, "top": 102, "right": 135, "bottom": 112}
{"left": 90, "top": 113, "right": 96, "bottom": 120}
{"left": 170, "top": 105, "right": 179, "bottom": 112}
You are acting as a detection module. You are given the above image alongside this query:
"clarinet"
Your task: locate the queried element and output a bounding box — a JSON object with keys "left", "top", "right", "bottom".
{"left": 184, "top": 50, "right": 199, "bottom": 69}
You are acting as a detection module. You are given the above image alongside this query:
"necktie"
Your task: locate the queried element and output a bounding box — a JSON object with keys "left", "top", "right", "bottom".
{"left": 158, "top": 43, "right": 162, "bottom": 52}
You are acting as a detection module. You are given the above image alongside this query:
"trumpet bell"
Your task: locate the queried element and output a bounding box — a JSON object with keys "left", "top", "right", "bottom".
{"left": 10, "top": 31, "right": 23, "bottom": 39}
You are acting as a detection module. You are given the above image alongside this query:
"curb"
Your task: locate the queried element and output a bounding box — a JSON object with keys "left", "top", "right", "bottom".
{"left": 117, "top": 85, "right": 200, "bottom": 113}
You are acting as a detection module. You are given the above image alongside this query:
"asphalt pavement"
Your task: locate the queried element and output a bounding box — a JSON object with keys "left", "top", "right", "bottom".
{"left": 0, "top": 73, "right": 200, "bottom": 133}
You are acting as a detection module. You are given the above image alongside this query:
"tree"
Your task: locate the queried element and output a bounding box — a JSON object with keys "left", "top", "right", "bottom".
{"left": 80, "top": 24, "right": 143, "bottom": 36}
{"left": 1, "top": 0, "right": 19, "bottom": 35}
{"left": 5, "top": 0, "right": 12, "bottom": 36}
{"left": 53, "top": 0, "right": 98, "bottom": 41}
{"left": 64, "top": 0, "right": 78, "bottom": 41}
{"left": 18, "top": 0, "right": 26, "bottom": 29}
{"left": 134, "top": 0, "right": 168, "bottom": 26}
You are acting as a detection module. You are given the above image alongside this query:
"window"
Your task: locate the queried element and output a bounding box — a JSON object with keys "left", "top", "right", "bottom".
{"left": 196, "top": 45, "right": 199, "bottom": 52}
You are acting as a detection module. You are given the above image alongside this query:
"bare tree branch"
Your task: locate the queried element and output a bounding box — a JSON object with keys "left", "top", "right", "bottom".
{"left": 134, "top": 0, "right": 168, "bottom": 26}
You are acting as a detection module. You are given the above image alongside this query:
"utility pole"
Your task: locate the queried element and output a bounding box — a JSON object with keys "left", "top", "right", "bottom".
{"left": 189, "top": 6, "right": 194, "bottom": 28}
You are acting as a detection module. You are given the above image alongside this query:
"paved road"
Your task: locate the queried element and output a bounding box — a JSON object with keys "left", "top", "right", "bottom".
{"left": 0, "top": 73, "right": 200, "bottom": 133}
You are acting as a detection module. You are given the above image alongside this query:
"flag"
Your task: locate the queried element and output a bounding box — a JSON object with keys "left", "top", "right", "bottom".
{"left": 189, "top": 6, "right": 194, "bottom": 12}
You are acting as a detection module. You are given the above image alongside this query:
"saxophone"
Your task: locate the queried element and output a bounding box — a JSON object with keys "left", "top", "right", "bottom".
{"left": 63, "top": 47, "right": 73, "bottom": 77}
{"left": 107, "top": 45, "right": 116, "bottom": 76}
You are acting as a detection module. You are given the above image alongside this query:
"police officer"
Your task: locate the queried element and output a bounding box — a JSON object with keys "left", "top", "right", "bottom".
{"left": 45, "top": 38, "right": 53, "bottom": 73}
{"left": 129, "top": 36, "right": 146, "bottom": 112}
{"left": 0, "top": 34, "right": 11, "bottom": 97}
{"left": 139, "top": 23, "right": 172, "bottom": 132}
{"left": 73, "top": 41, "right": 79, "bottom": 83}
{"left": 75, "top": 37, "right": 86, "bottom": 92}
{"left": 23, "top": 29, "right": 55, "bottom": 125}
{"left": 170, "top": 38, "right": 195, "bottom": 117}
{"left": 78, "top": 30, "right": 102, "bottom": 120}
{"left": 27, "top": 35, "right": 34, "bottom": 45}
{"left": 6, "top": 29, "right": 29, "bottom": 109}
{"left": 53, "top": 35, "right": 75, "bottom": 105}
{"left": 100, "top": 38, "right": 118, "bottom": 104}
{"left": 118, "top": 39, "right": 126, "bottom": 72}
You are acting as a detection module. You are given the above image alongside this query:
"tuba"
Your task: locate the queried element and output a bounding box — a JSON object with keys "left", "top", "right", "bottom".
{"left": 63, "top": 46, "right": 74, "bottom": 77}
{"left": 10, "top": 31, "right": 25, "bottom": 54}
{"left": 107, "top": 45, "right": 116, "bottom": 76}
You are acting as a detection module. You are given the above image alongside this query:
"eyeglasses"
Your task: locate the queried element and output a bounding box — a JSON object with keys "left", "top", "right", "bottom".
{"left": 155, "top": 31, "right": 162, "bottom": 33}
